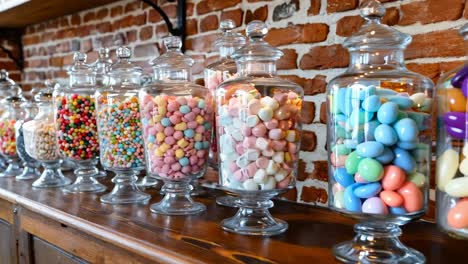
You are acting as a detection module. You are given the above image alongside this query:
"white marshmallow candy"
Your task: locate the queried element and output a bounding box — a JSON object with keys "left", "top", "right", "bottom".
{"left": 274, "top": 169, "right": 288, "bottom": 182}
{"left": 236, "top": 155, "right": 249, "bottom": 168}
{"left": 233, "top": 118, "right": 243, "bottom": 129}
{"left": 245, "top": 149, "right": 260, "bottom": 161}
{"left": 261, "top": 176, "right": 276, "bottom": 190}
{"left": 246, "top": 115, "right": 260, "bottom": 127}
{"left": 218, "top": 105, "right": 229, "bottom": 117}
{"left": 220, "top": 152, "right": 238, "bottom": 162}
{"left": 266, "top": 160, "right": 279, "bottom": 175}
{"left": 258, "top": 107, "right": 273, "bottom": 121}
{"left": 255, "top": 137, "right": 269, "bottom": 150}
{"left": 262, "top": 148, "right": 275, "bottom": 157}
{"left": 285, "top": 130, "right": 296, "bottom": 142}
{"left": 253, "top": 169, "right": 267, "bottom": 184}
{"left": 272, "top": 151, "right": 284, "bottom": 163}
{"left": 231, "top": 129, "right": 244, "bottom": 141}
{"left": 243, "top": 179, "right": 259, "bottom": 191}
{"left": 260, "top": 96, "right": 279, "bottom": 110}
{"left": 239, "top": 108, "right": 248, "bottom": 122}
{"left": 220, "top": 134, "right": 235, "bottom": 153}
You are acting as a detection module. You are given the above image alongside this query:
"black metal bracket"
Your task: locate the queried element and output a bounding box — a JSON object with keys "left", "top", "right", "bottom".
{"left": 140, "top": 0, "right": 187, "bottom": 51}
{"left": 0, "top": 28, "right": 24, "bottom": 70}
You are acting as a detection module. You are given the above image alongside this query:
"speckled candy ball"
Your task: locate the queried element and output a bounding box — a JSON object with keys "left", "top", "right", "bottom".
{"left": 140, "top": 94, "right": 213, "bottom": 180}
{"left": 0, "top": 119, "right": 17, "bottom": 157}
{"left": 55, "top": 94, "right": 99, "bottom": 160}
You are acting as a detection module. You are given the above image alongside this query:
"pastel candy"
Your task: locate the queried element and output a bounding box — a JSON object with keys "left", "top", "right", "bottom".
{"left": 443, "top": 112, "right": 467, "bottom": 130}
{"left": 363, "top": 120, "right": 380, "bottom": 141}
{"left": 345, "top": 151, "right": 363, "bottom": 174}
{"left": 344, "top": 183, "right": 363, "bottom": 212}
{"left": 436, "top": 148, "right": 459, "bottom": 191}
{"left": 354, "top": 173, "right": 368, "bottom": 183}
{"left": 460, "top": 158, "right": 468, "bottom": 175}
{"left": 362, "top": 197, "right": 388, "bottom": 215}
{"left": 408, "top": 172, "right": 426, "bottom": 188}
{"left": 256, "top": 157, "right": 269, "bottom": 168}
{"left": 380, "top": 190, "right": 404, "bottom": 207}
{"left": 410, "top": 92, "right": 427, "bottom": 106}
{"left": 359, "top": 85, "right": 376, "bottom": 100}
{"left": 268, "top": 129, "right": 284, "bottom": 140}
{"left": 248, "top": 99, "right": 261, "bottom": 115}
{"left": 381, "top": 165, "right": 406, "bottom": 191}
{"left": 258, "top": 107, "right": 273, "bottom": 121}
{"left": 447, "top": 199, "right": 468, "bottom": 229}
{"left": 377, "top": 102, "right": 399, "bottom": 124}
{"left": 334, "top": 191, "right": 345, "bottom": 209}
{"left": 331, "top": 153, "right": 347, "bottom": 167}
{"left": 375, "top": 147, "right": 394, "bottom": 164}
{"left": 387, "top": 95, "right": 413, "bottom": 110}
{"left": 264, "top": 119, "right": 278, "bottom": 129}
{"left": 349, "top": 109, "right": 374, "bottom": 127}
{"left": 243, "top": 179, "right": 258, "bottom": 191}
{"left": 334, "top": 167, "right": 355, "bottom": 187}
{"left": 333, "top": 144, "right": 351, "bottom": 155}
{"left": 397, "top": 181, "right": 423, "bottom": 213}
{"left": 262, "top": 176, "right": 276, "bottom": 190}
{"left": 246, "top": 115, "right": 260, "bottom": 127}
{"left": 445, "top": 177, "right": 468, "bottom": 198}
{"left": 389, "top": 206, "right": 407, "bottom": 215}
{"left": 356, "top": 141, "right": 384, "bottom": 158}
{"left": 446, "top": 88, "right": 467, "bottom": 112}
{"left": 357, "top": 158, "right": 384, "bottom": 182}
{"left": 374, "top": 124, "right": 398, "bottom": 146}
{"left": 396, "top": 140, "right": 418, "bottom": 150}
{"left": 260, "top": 96, "right": 279, "bottom": 110}
{"left": 354, "top": 182, "right": 382, "bottom": 199}
{"left": 252, "top": 123, "right": 267, "bottom": 137}
{"left": 255, "top": 137, "right": 269, "bottom": 150}
{"left": 337, "top": 88, "right": 353, "bottom": 116}
{"left": 361, "top": 95, "right": 381, "bottom": 112}
{"left": 393, "top": 118, "right": 418, "bottom": 142}
{"left": 375, "top": 88, "right": 397, "bottom": 97}
{"left": 253, "top": 169, "right": 267, "bottom": 183}
{"left": 393, "top": 148, "right": 416, "bottom": 173}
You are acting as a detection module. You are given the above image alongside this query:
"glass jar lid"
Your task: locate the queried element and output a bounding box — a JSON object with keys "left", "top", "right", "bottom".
{"left": 343, "top": 0, "right": 411, "bottom": 51}
{"left": 0, "top": 69, "right": 16, "bottom": 90}
{"left": 214, "top": 19, "right": 245, "bottom": 49}
{"left": 151, "top": 36, "right": 194, "bottom": 69}
{"left": 91, "top": 47, "right": 113, "bottom": 74}
{"left": 34, "top": 80, "right": 56, "bottom": 103}
{"left": 232, "top": 20, "right": 283, "bottom": 61}
{"left": 109, "top": 46, "right": 142, "bottom": 74}
{"left": 68, "top": 52, "right": 96, "bottom": 87}
{"left": 459, "top": 23, "right": 468, "bottom": 39}
{"left": 4, "top": 94, "right": 26, "bottom": 108}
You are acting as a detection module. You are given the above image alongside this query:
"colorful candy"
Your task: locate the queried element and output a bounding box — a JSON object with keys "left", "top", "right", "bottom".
{"left": 24, "top": 122, "right": 60, "bottom": 161}
{"left": 0, "top": 119, "right": 17, "bottom": 156}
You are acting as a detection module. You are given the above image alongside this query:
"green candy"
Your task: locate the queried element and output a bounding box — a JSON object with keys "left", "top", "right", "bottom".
{"left": 345, "top": 151, "right": 363, "bottom": 174}
{"left": 408, "top": 172, "right": 426, "bottom": 188}
{"left": 334, "top": 191, "right": 345, "bottom": 209}
{"left": 357, "top": 158, "right": 384, "bottom": 182}
{"left": 333, "top": 144, "right": 351, "bottom": 155}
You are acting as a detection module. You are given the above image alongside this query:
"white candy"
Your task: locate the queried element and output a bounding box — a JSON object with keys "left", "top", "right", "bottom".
{"left": 436, "top": 148, "right": 459, "bottom": 192}
{"left": 255, "top": 137, "right": 269, "bottom": 150}
{"left": 218, "top": 105, "right": 229, "bottom": 117}
{"left": 239, "top": 108, "right": 248, "bottom": 122}
{"left": 272, "top": 151, "right": 284, "bottom": 163}
{"left": 245, "top": 149, "right": 260, "bottom": 161}
{"left": 260, "top": 96, "right": 279, "bottom": 110}
{"left": 220, "top": 152, "right": 238, "bottom": 162}
{"left": 243, "top": 179, "right": 259, "bottom": 191}
{"left": 233, "top": 118, "right": 243, "bottom": 129}
{"left": 445, "top": 177, "right": 468, "bottom": 197}
{"left": 262, "top": 148, "right": 275, "bottom": 157}
{"left": 220, "top": 134, "right": 235, "bottom": 153}
{"left": 253, "top": 169, "right": 267, "bottom": 183}
{"left": 236, "top": 155, "right": 249, "bottom": 168}
{"left": 285, "top": 130, "right": 296, "bottom": 142}
{"left": 262, "top": 176, "right": 276, "bottom": 190}
{"left": 460, "top": 158, "right": 468, "bottom": 176}
{"left": 464, "top": 143, "right": 468, "bottom": 156}
{"left": 246, "top": 115, "right": 260, "bottom": 127}
{"left": 219, "top": 116, "right": 232, "bottom": 126}
{"left": 258, "top": 107, "right": 273, "bottom": 121}
{"left": 274, "top": 169, "right": 287, "bottom": 182}
{"left": 266, "top": 160, "right": 279, "bottom": 175}
{"left": 410, "top": 92, "right": 426, "bottom": 106}
{"left": 231, "top": 129, "right": 244, "bottom": 141}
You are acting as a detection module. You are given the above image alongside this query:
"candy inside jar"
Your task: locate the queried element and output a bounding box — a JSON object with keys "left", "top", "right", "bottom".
{"left": 23, "top": 80, "right": 71, "bottom": 188}
{"left": 216, "top": 21, "right": 303, "bottom": 236}
{"left": 96, "top": 46, "right": 150, "bottom": 205}
{"left": 140, "top": 36, "right": 213, "bottom": 215}
{"left": 436, "top": 23, "right": 468, "bottom": 240}
{"left": 54, "top": 52, "right": 106, "bottom": 193}
{"left": 327, "top": 1, "right": 434, "bottom": 262}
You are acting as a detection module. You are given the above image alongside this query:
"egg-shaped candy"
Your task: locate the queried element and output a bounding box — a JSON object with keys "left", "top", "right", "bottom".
{"left": 357, "top": 158, "right": 384, "bottom": 182}
{"left": 356, "top": 141, "right": 384, "bottom": 158}
{"left": 374, "top": 124, "right": 398, "bottom": 146}
{"left": 362, "top": 197, "right": 388, "bottom": 215}
{"left": 393, "top": 148, "right": 416, "bottom": 173}
{"left": 447, "top": 199, "right": 468, "bottom": 229}
{"left": 393, "top": 118, "right": 419, "bottom": 142}
{"left": 377, "top": 102, "right": 399, "bottom": 124}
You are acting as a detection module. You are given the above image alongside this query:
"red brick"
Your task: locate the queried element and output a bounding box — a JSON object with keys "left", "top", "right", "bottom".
{"left": 83, "top": 11, "right": 96, "bottom": 23}
{"left": 55, "top": 28, "right": 77, "bottom": 39}
{"left": 23, "top": 35, "right": 41, "bottom": 46}
{"left": 277, "top": 49, "right": 297, "bottom": 70}
{"left": 126, "top": 30, "right": 137, "bottom": 43}
{"left": 8, "top": 73, "right": 21, "bottom": 82}
{"left": 87, "top": 51, "right": 99, "bottom": 64}
{"left": 148, "top": 4, "right": 177, "bottom": 22}
{"left": 78, "top": 25, "right": 95, "bottom": 37}
{"left": 46, "top": 20, "right": 58, "bottom": 30}
{"left": 297, "top": 159, "right": 308, "bottom": 181}
{"left": 186, "top": 19, "right": 198, "bottom": 36}
{"left": 197, "top": 0, "right": 241, "bottom": 15}
{"left": 81, "top": 39, "right": 92, "bottom": 53}
{"left": 26, "top": 59, "right": 48, "bottom": 68}
{"left": 281, "top": 188, "right": 298, "bottom": 201}
{"left": 36, "top": 23, "right": 45, "bottom": 32}
{"left": 96, "top": 8, "right": 109, "bottom": 19}
{"left": 125, "top": 2, "right": 140, "bottom": 13}
{"left": 320, "top": 101, "right": 327, "bottom": 124}
{"left": 25, "top": 26, "right": 35, "bottom": 34}
{"left": 0, "top": 61, "right": 19, "bottom": 71}
{"left": 301, "top": 186, "right": 328, "bottom": 204}
{"left": 59, "top": 17, "right": 69, "bottom": 27}
{"left": 245, "top": 5, "right": 268, "bottom": 24}
{"left": 400, "top": 0, "right": 464, "bottom": 26}
{"left": 301, "top": 101, "right": 315, "bottom": 124}
{"left": 310, "top": 161, "right": 328, "bottom": 182}
{"left": 155, "top": 24, "right": 169, "bottom": 38}
{"left": 221, "top": 9, "right": 244, "bottom": 27}
{"left": 148, "top": 9, "right": 162, "bottom": 23}
{"left": 71, "top": 14, "right": 80, "bottom": 26}
{"left": 139, "top": 26, "right": 153, "bottom": 41}
{"left": 55, "top": 42, "right": 70, "bottom": 53}
{"left": 186, "top": 34, "right": 218, "bottom": 52}
{"left": 200, "top": 15, "right": 219, "bottom": 32}
{"left": 336, "top": 7, "right": 400, "bottom": 37}
{"left": 96, "top": 22, "right": 112, "bottom": 33}
{"left": 187, "top": 3, "right": 194, "bottom": 16}
{"left": 300, "top": 44, "right": 349, "bottom": 70}
{"left": 265, "top": 23, "right": 328, "bottom": 46}
{"left": 281, "top": 74, "right": 327, "bottom": 95}
{"left": 327, "top": 0, "right": 358, "bottom": 13}
{"left": 113, "top": 14, "right": 147, "bottom": 30}
{"left": 406, "top": 30, "right": 464, "bottom": 60}
{"left": 111, "top": 6, "right": 123, "bottom": 17}
{"left": 53, "top": 70, "right": 68, "bottom": 79}
{"left": 407, "top": 63, "right": 440, "bottom": 83}
{"left": 308, "top": 0, "right": 321, "bottom": 16}
{"left": 41, "top": 32, "right": 55, "bottom": 43}
{"left": 301, "top": 131, "right": 317, "bottom": 151}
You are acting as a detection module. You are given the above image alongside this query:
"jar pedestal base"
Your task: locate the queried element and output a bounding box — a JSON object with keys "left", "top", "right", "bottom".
{"left": 150, "top": 181, "right": 205, "bottom": 215}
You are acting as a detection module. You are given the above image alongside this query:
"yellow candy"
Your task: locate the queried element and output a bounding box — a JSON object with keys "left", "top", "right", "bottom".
{"left": 177, "top": 139, "right": 189, "bottom": 148}
{"left": 194, "top": 133, "right": 202, "bottom": 142}
{"left": 175, "top": 122, "right": 187, "bottom": 131}
{"left": 196, "top": 115, "right": 204, "bottom": 124}
{"left": 284, "top": 152, "right": 291, "bottom": 162}
{"left": 154, "top": 96, "right": 167, "bottom": 107}
{"left": 156, "top": 132, "right": 165, "bottom": 142}
{"left": 158, "top": 106, "right": 167, "bottom": 115}
{"left": 153, "top": 115, "right": 162, "bottom": 122}
{"left": 175, "top": 149, "right": 184, "bottom": 159}
{"left": 155, "top": 149, "right": 164, "bottom": 157}
{"left": 160, "top": 143, "right": 170, "bottom": 152}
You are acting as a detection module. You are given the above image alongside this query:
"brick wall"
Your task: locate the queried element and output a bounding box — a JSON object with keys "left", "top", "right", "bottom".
{"left": 18, "top": 0, "right": 468, "bottom": 206}
{"left": 0, "top": 39, "right": 21, "bottom": 82}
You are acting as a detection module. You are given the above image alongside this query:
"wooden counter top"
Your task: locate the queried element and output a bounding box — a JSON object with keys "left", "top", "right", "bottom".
{"left": 0, "top": 171, "right": 465, "bottom": 264}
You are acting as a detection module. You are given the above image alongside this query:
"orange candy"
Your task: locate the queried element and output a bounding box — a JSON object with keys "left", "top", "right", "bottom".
{"left": 381, "top": 165, "right": 406, "bottom": 191}
{"left": 446, "top": 88, "right": 467, "bottom": 112}
{"left": 397, "top": 181, "right": 423, "bottom": 213}
{"left": 380, "top": 190, "right": 404, "bottom": 207}
{"left": 447, "top": 198, "right": 468, "bottom": 229}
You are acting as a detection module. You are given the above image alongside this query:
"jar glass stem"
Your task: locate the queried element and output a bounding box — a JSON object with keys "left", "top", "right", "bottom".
{"left": 100, "top": 170, "right": 150, "bottom": 204}
{"left": 0, "top": 156, "right": 22, "bottom": 177}
{"left": 32, "top": 161, "right": 71, "bottom": 188}
{"left": 16, "top": 163, "right": 40, "bottom": 180}
{"left": 150, "top": 181, "right": 205, "bottom": 215}
{"left": 63, "top": 159, "right": 106, "bottom": 193}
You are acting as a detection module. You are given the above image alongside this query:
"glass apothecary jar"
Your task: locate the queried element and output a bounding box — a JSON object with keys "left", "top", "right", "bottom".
{"left": 326, "top": 1, "right": 434, "bottom": 262}
{"left": 23, "top": 80, "right": 72, "bottom": 188}
{"left": 0, "top": 94, "right": 26, "bottom": 177}
{"left": 54, "top": 52, "right": 106, "bottom": 193}
{"left": 15, "top": 99, "right": 41, "bottom": 180}
{"left": 96, "top": 46, "right": 150, "bottom": 204}
{"left": 436, "top": 24, "right": 468, "bottom": 240}
{"left": 216, "top": 21, "right": 303, "bottom": 236}
{"left": 140, "top": 36, "right": 213, "bottom": 215}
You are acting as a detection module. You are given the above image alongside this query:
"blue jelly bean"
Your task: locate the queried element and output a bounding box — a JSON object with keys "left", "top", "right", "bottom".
{"left": 344, "top": 183, "right": 363, "bottom": 212}
{"left": 184, "top": 129, "right": 195, "bottom": 138}
{"left": 389, "top": 206, "right": 407, "bottom": 215}
{"left": 362, "top": 95, "right": 381, "bottom": 112}
{"left": 344, "top": 139, "right": 359, "bottom": 149}
{"left": 194, "top": 142, "right": 203, "bottom": 150}
{"left": 161, "top": 118, "right": 171, "bottom": 127}
{"left": 202, "top": 141, "right": 210, "bottom": 149}
{"left": 397, "top": 140, "right": 418, "bottom": 150}
{"left": 334, "top": 168, "right": 355, "bottom": 187}
{"left": 359, "top": 85, "right": 377, "bottom": 100}
{"left": 179, "top": 157, "right": 189, "bottom": 166}
{"left": 387, "top": 96, "right": 413, "bottom": 110}
{"left": 356, "top": 141, "right": 384, "bottom": 158}
{"left": 375, "top": 88, "right": 398, "bottom": 96}
{"left": 377, "top": 102, "right": 399, "bottom": 124}
{"left": 375, "top": 147, "right": 394, "bottom": 164}
{"left": 335, "top": 114, "right": 348, "bottom": 123}
{"left": 374, "top": 124, "right": 398, "bottom": 146}
{"left": 393, "top": 118, "right": 419, "bottom": 142}
{"left": 179, "top": 105, "right": 191, "bottom": 114}
{"left": 353, "top": 182, "right": 382, "bottom": 199}
{"left": 393, "top": 147, "right": 416, "bottom": 173}
{"left": 350, "top": 128, "right": 364, "bottom": 142}
{"left": 198, "top": 99, "right": 206, "bottom": 109}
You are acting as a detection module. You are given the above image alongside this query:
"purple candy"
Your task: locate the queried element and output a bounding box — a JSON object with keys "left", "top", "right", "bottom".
{"left": 445, "top": 126, "right": 468, "bottom": 140}
{"left": 443, "top": 112, "right": 468, "bottom": 130}
{"left": 462, "top": 77, "right": 468, "bottom": 98}
{"left": 362, "top": 197, "right": 388, "bottom": 215}
{"left": 451, "top": 66, "right": 468, "bottom": 88}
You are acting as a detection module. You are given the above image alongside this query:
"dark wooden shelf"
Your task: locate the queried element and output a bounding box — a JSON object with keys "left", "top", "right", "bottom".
{"left": 0, "top": 169, "right": 466, "bottom": 264}
{"left": 0, "top": 0, "right": 118, "bottom": 28}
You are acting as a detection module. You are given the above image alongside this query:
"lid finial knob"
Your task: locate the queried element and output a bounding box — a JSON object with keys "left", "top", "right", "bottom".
{"left": 219, "top": 19, "right": 236, "bottom": 32}
{"left": 73, "top": 52, "right": 87, "bottom": 63}
{"left": 360, "top": 0, "right": 385, "bottom": 20}
{"left": 116, "top": 46, "right": 132, "bottom": 59}
{"left": 164, "top": 36, "right": 182, "bottom": 51}
{"left": 246, "top": 20, "right": 268, "bottom": 39}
